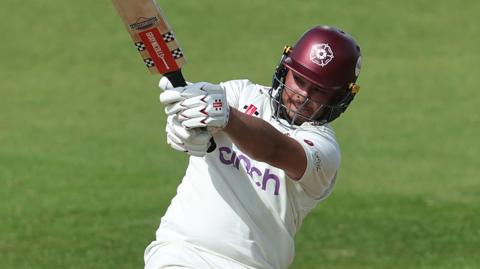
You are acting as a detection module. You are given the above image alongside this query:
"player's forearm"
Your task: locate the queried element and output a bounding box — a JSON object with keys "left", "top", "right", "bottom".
{"left": 223, "top": 108, "right": 285, "bottom": 162}
{"left": 223, "top": 108, "right": 307, "bottom": 179}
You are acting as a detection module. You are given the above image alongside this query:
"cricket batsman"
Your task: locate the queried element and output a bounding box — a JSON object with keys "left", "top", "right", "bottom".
{"left": 144, "top": 25, "right": 362, "bottom": 269}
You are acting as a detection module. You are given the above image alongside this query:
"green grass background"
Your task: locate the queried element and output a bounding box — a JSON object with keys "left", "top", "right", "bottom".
{"left": 1, "top": 0, "right": 479, "bottom": 268}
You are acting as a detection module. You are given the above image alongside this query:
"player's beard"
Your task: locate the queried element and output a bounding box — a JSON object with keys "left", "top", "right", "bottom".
{"left": 281, "top": 88, "right": 325, "bottom": 125}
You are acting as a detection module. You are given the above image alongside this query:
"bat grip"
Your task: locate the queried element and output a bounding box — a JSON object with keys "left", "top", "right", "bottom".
{"left": 164, "top": 70, "right": 187, "bottom": 87}
{"left": 164, "top": 71, "right": 217, "bottom": 153}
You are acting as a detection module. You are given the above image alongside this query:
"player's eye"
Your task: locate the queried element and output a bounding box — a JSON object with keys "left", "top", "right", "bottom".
{"left": 293, "top": 75, "right": 305, "bottom": 87}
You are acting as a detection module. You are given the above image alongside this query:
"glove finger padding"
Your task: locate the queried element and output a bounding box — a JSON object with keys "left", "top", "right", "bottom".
{"left": 159, "top": 76, "right": 174, "bottom": 91}
{"left": 164, "top": 102, "right": 186, "bottom": 116}
{"left": 180, "top": 95, "right": 206, "bottom": 109}
{"left": 167, "top": 135, "right": 207, "bottom": 157}
{"left": 182, "top": 117, "right": 227, "bottom": 130}
{"left": 167, "top": 115, "right": 193, "bottom": 140}
{"left": 160, "top": 89, "right": 185, "bottom": 105}
{"left": 160, "top": 84, "right": 210, "bottom": 103}
{"left": 166, "top": 115, "right": 212, "bottom": 157}
{"left": 166, "top": 134, "right": 187, "bottom": 152}
{"left": 179, "top": 92, "right": 230, "bottom": 129}
{"left": 181, "top": 106, "right": 208, "bottom": 120}
{"left": 182, "top": 118, "right": 206, "bottom": 129}
{"left": 164, "top": 93, "right": 208, "bottom": 116}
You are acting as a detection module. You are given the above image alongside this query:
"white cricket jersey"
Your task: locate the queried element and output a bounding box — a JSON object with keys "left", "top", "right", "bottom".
{"left": 153, "top": 80, "right": 341, "bottom": 269}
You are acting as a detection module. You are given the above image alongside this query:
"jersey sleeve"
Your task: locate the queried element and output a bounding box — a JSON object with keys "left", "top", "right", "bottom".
{"left": 220, "top": 79, "right": 253, "bottom": 109}
{"left": 290, "top": 126, "right": 341, "bottom": 200}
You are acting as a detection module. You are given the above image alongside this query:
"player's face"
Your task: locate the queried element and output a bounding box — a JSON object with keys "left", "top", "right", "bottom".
{"left": 281, "top": 70, "right": 336, "bottom": 124}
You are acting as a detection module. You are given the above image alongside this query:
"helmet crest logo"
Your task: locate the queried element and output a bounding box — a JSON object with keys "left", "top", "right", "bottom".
{"left": 310, "top": 43, "right": 334, "bottom": 67}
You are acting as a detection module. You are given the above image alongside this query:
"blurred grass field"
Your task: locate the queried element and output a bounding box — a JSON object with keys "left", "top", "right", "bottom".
{"left": 1, "top": 0, "right": 479, "bottom": 268}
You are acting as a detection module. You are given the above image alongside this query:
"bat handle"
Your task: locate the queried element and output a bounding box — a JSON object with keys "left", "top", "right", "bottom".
{"left": 164, "top": 71, "right": 217, "bottom": 153}
{"left": 164, "top": 70, "right": 187, "bottom": 87}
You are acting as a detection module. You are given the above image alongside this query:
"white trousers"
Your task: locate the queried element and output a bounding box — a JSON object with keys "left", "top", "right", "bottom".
{"left": 144, "top": 241, "right": 254, "bottom": 269}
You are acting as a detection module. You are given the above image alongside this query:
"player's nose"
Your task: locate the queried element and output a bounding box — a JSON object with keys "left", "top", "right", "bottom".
{"left": 292, "top": 87, "right": 310, "bottom": 102}
{"left": 292, "top": 92, "right": 308, "bottom": 107}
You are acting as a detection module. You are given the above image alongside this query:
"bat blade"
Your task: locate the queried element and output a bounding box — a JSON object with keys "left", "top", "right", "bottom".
{"left": 111, "top": 0, "right": 217, "bottom": 152}
{"left": 111, "top": 0, "right": 186, "bottom": 76}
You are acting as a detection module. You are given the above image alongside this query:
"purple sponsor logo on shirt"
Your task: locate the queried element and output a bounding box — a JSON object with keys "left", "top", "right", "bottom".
{"left": 219, "top": 146, "right": 280, "bottom": 195}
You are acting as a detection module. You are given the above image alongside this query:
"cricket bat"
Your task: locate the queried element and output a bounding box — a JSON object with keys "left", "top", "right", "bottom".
{"left": 111, "top": 0, "right": 216, "bottom": 152}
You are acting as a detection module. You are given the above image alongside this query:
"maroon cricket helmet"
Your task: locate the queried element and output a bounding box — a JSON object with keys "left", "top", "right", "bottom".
{"left": 270, "top": 25, "right": 362, "bottom": 126}
{"left": 284, "top": 26, "right": 362, "bottom": 91}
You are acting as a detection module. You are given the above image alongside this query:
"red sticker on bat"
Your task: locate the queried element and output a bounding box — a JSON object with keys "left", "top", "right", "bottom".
{"left": 139, "top": 28, "right": 179, "bottom": 73}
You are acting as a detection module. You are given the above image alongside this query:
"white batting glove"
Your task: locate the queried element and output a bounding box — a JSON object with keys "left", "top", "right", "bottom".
{"left": 162, "top": 82, "right": 230, "bottom": 132}
{"left": 166, "top": 114, "right": 212, "bottom": 157}
{"left": 159, "top": 78, "right": 211, "bottom": 119}
{"left": 159, "top": 84, "right": 210, "bottom": 117}
{"left": 158, "top": 76, "right": 174, "bottom": 91}
{"left": 159, "top": 76, "right": 193, "bottom": 114}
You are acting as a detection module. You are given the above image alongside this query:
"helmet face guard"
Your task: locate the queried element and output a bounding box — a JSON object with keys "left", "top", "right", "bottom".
{"left": 270, "top": 26, "right": 362, "bottom": 127}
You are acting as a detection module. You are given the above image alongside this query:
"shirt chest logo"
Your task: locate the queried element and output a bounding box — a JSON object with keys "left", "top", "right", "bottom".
{"left": 218, "top": 146, "right": 281, "bottom": 195}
